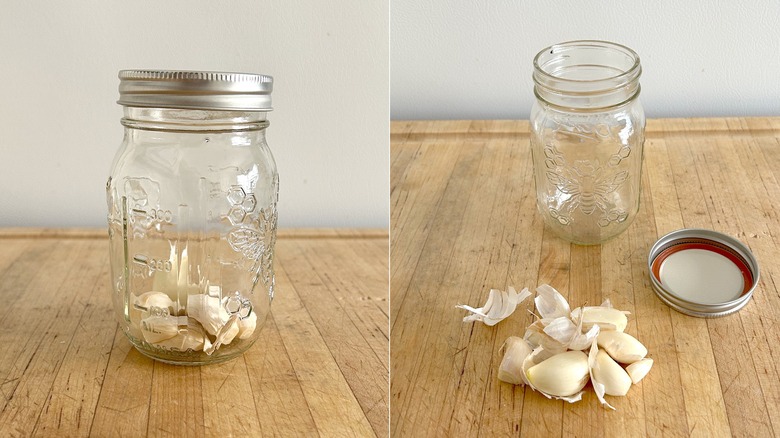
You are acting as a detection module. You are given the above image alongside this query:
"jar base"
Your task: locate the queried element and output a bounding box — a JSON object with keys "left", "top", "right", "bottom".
{"left": 124, "top": 331, "right": 254, "bottom": 366}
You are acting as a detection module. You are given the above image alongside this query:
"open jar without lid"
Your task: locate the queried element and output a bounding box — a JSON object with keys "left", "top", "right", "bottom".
{"left": 530, "top": 40, "right": 645, "bottom": 245}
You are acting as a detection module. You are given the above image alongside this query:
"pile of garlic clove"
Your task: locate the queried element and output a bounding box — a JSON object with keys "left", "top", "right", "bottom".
{"left": 128, "top": 245, "right": 256, "bottom": 355}
{"left": 130, "top": 288, "right": 257, "bottom": 355}
{"left": 495, "top": 284, "right": 653, "bottom": 410}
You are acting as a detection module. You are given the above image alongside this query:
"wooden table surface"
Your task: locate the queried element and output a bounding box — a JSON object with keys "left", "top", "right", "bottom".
{"left": 390, "top": 118, "right": 780, "bottom": 437}
{"left": 0, "top": 228, "right": 388, "bottom": 437}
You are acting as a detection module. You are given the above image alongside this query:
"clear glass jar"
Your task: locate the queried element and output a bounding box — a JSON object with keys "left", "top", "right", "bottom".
{"left": 106, "top": 70, "right": 279, "bottom": 365}
{"left": 530, "top": 41, "right": 645, "bottom": 245}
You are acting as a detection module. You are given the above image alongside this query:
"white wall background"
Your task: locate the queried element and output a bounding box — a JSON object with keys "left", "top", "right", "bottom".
{"left": 391, "top": 1, "right": 780, "bottom": 120}
{"left": 0, "top": 1, "right": 388, "bottom": 229}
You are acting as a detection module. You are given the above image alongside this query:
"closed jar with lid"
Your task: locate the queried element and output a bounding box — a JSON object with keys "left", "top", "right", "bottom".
{"left": 530, "top": 41, "right": 645, "bottom": 245}
{"left": 106, "top": 70, "right": 279, "bottom": 365}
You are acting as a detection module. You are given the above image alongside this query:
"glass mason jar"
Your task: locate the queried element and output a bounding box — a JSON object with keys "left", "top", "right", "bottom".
{"left": 106, "top": 70, "right": 279, "bottom": 365}
{"left": 530, "top": 41, "right": 645, "bottom": 245}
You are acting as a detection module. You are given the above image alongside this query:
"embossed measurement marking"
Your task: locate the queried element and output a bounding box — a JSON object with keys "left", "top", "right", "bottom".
{"left": 129, "top": 208, "right": 173, "bottom": 224}
{"left": 132, "top": 253, "right": 172, "bottom": 277}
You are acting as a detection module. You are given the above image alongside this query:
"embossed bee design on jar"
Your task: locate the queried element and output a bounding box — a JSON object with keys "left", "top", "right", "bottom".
{"left": 530, "top": 41, "right": 645, "bottom": 245}
{"left": 107, "top": 70, "right": 279, "bottom": 365}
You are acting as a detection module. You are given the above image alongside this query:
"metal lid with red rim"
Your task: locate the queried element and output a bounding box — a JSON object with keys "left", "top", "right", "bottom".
{"left": 647, "top": 228, "right": 759, "bottom": 318}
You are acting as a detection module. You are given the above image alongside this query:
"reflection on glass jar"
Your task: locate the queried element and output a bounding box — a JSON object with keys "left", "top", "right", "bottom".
{"left": 530, "top": 41, "right": 645, "bottom": 245}
{"left": 107, "top": 70, "right": 278, "bottom": 365}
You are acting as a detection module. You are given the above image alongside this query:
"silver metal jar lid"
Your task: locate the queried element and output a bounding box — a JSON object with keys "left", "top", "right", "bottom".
{"left": 647, "top": 228, "right": 759, "bottom": 318}
{"left": 118, "top": 70, "right": 273, "bottom": 111}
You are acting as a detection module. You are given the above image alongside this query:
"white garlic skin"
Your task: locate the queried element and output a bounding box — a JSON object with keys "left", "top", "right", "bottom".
{"left": 626, "top": 358, "right": 654, "bottom": 384}
{"left": 526, "top": 350, "right": 589, "bottom": 397}
{"left": 597, "top": 331, "right": 647, "bottom": 364}
{"left": 237, "top": 311, "right": 258, "bottom": 340}
{"left": 593, "top": 349, "right": 632, "bottom": 396}
{"left": 152, "top": 319, "right": 210, "bottom": 351}
{"left": 498, "top": 336, "right": 532, "bottom": 385}
{"left": 140, "top": 315, "right": 186, "bottom": 344}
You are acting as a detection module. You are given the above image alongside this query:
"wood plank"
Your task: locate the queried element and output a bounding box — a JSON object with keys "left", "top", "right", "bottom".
{"left": 243, "top": 317, "right": 319, "bottom": 436}
{"left": 32, "top": 242, "right": 116, "bottom": 437}
{"left": 277, "top": 239, "right": 388, "bottom": 437}
{"left": 271, "top": 252, "right": 376, "bottom": 437}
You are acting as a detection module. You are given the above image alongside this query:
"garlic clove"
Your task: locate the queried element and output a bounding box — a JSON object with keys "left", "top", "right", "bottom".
{"left": 153, "top": 319, "right": 208, "bottom": 351}
{"left": 534, "top": 284, "right": 571, "bottom": 320}
{"left": 498, "top": 336, "right": 533, "bottom": 385}
{"left": 237, "top": 311, "right": 258, "bottom": 340}
{"left": 187, "top": 293, "right": 230, "bottom": 336}
{"left": 140, "top": 315, "right": 187, "bottom": 344}
{"left": 597, "top": 331, "right": 647, "bottom": 364}
{"left": 456, "top": 286, "right": 531, "bottom": 326}
{"left": 594, "top": 349, "right": 632, "bottom": 396}
{"left": 525, "top": 350, "right": 589, "bottom": 398}
{"left": 626, "top": 358, "right": 653, "bottom": 384}
{"left": 571, "top": 306, "right": 628, "bottom": 332}
{"left": 203, "top": 313, "right": 240, "bottom": 355}
{"left": 588, "top": 341, "right": 615, "bottom": 410}
{"left": 130, "top": 291, "right": 176, "bottom": 333}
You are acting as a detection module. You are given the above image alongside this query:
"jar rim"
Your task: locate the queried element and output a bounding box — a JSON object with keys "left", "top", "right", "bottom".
{"left": 533, "top": 40, "right": 641, "bottom": 86}
{"left": 532, "top": 40, "right": 642, "bottom": 109}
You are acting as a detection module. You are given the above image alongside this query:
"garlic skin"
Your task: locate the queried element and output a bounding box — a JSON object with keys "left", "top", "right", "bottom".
{"left": 534, "top": 284, "right": 570, "bottom": 320}
{"left": 153, "top": 320, "right": 211, "bottom": 352}
{"left": 130, "top": 291, "right": 176, "bottom": 338}
{"left": 456, "top": 287, "right": 531, "bottom": 326}
{"left": 525, "top": 350, "right": 589, "bottom": 397}
{"left": 140, "top": 315, "right": 187, "bottom": 344}
{"left": 187, "top": 293, "right": 231, "bottom": 336}
{"left": 571, "top": 306, "right": 628, "bottom": 332}
{"left": 626, "top": 358, "right": 653, "bottom": 384}
{"left": 498, "top": 337, "right": 532, "bottom": 385}
{"left": 597, "top": 331, "right": 647, "bottom": 364}
{"left": 593, "top": 349, "right": 632, "bottom": 396}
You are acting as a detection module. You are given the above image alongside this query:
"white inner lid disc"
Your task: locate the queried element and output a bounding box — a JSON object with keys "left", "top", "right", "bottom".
{"left": 659, "top": 249, "right": 744, "bottom": 304}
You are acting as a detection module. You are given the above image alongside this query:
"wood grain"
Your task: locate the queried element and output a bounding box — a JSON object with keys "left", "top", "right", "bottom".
{"left": 390, "top": 118, "right": 780, "bottom": 437}
{"left": 0, "top": 229, "right": 388, "bottom": 437}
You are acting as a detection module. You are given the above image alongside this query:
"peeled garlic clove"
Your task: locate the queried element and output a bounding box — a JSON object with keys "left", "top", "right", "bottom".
{"left": 237, "top": 311, "right": 258, "bottom": 340}
{"left": 187, "top": 293, "right": 230, "bottom": 336}
{"left": 498, "top": 336, "right": 532, "bottom": 385}
{"left": 626, "top": 358, "right": 653, "bottom": 384}
{"left": 571, "top": 306, "right": 628, "bottom": 332}
{"left": 525, "top": 350, "right": 589, "bottom": 397}
{"left": 593, "top": 349, "right": 632, "bottom": 396}
{"left": 534, "top": 284, "right": 570, "bottom": 320}
{"left": 597, "top": 331, "right": 647, "bottom": 363}
{"left": 141, "top": 315, "right": 186, "bottom": 344}
{"left": 588, "top": 340, "right": 614, "bottom": 410}
{"left": 456, "top": 286, "right": 531, "bottom": 326}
